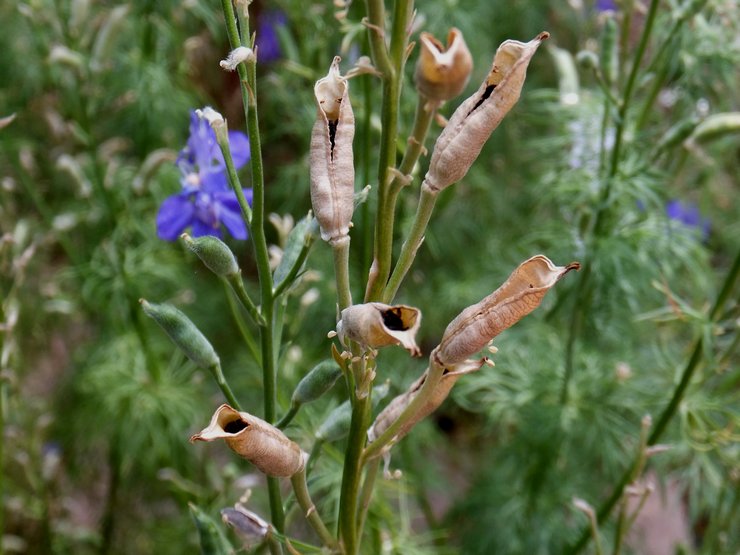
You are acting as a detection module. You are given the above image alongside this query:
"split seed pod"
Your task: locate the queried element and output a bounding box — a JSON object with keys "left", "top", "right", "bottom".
{"left": 310, "top": 56, "right": 355, "bottom": 246}
{"left": 369, "top": 358, "right": 484, "bottom": 445}
{"left": 436, "top": 255, "right": 579, "bottom": 366}
{"left": 415, "top": 27, "right": 473, "bottom": 102}
{"left": 190, "top": 404, "right": 305, "bottom": 477}
{"left": 423, "top": 32, "right": 549, "bottom": 194}
{"left": 336, "top": 303, "right": 422, "bottom": 356}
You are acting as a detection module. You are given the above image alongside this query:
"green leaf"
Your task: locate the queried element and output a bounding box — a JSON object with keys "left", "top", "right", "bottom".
{"left": 189, "top": 503, "right": 233, "bottom": 555}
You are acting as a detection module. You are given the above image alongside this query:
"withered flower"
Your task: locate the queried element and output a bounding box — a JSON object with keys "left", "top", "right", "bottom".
{"left": 369, "top": 358, "right": 484, "bottom": 445}
{"left": 190, "top": 404, "right": 306, "bottom": 477}
{"left": 436, "top": 255, "right": 579, "bottom": 366}
{"left": 310, "top": 56, "right": 355, "bottom": 246}
{"left": 415, "top": 27, "right": 473, "bottom": 102}
{"left": 336, "top": 303, "right": 421, "bottom": 356}
{"left": 423, "top": 32, "right": 549, "bottom": 194}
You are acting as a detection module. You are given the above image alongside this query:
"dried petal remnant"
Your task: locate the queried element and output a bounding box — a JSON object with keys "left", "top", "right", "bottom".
{"left": 191, "top": 404, "right": 305, "bottom": 477}
{"left": 437, "top": 255, "right": 579, "bottom": 366}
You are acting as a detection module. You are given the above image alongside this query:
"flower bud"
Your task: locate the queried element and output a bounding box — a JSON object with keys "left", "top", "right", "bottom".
{"left": 414, "top": 28, "right": 473, "bottom": 102}
{"left": 368, "top": 358, "right": 484, "bottom": 444}
{"left": 436, "top": 255, "right": 579, "bottom": 366}
{"left": 291, "top": 360, "right": 343, "bottom": 408}
{"left": 182, "top": 233, "right": 239, "bottom": 277}
{"left": 336, "top": 303, "right": 422, "bottom": 356}
{"left": 423, "top": 32, "right": 549, "bottom": 194}
{"left": 310, "top": 57, "right": 355, "bottom": 246}
{"left": 190, "top": 404, "right": 306, "bottom": 477}
{"left": 140, "top": 299, "right": 219, "bottom": 369}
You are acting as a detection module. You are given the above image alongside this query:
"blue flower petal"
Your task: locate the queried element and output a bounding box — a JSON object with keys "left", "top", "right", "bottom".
{"left": 227, "top": 131, "right": 251, "bottom": 168}
{"left": 192, "top": 219, "right": 221, "bottom": 239}
{"left": 215, "top": 190, "right": 251, "bottom": 240}
{"left": 156, "top": 193, "right": 195, "bottom": 241}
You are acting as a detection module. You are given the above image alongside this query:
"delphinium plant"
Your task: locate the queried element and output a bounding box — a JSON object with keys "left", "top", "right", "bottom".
{"left": 139, "top": 0, "right": 588, "bottom": 553}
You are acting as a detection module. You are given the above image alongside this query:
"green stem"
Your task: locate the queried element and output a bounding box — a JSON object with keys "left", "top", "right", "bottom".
{"left": 382, "top": 186, "right": 438, "bottom": 303}
{"left": 276, "top": 405, "right": 300, "bottom": 430}
{"left": 208, "top": 363, "right": 242, "bottom": 411}
{"left": 273, "top": 239, "right": 312, "bottom": 298}
{"left": 216, "top": 130, "right": 253, "bottom": 227}
{"left": 390, "top": 97, "right": 440, "bottom": 197}
{"left": 290, "top": 468, "right": 339, "bottom": 550}
{"left": 332, "top": 239, "right": 353, "bottom": 311}
{"left": 363, "top": 0, "right": 392, "bottom": 78}
{"left": 222, "top": 279, "right": 261, "bottom": 363}
{"left": 357, "top": 456, "right": 380, "bottom": 541}
{"left": 225, "top": 273, "right": 264, "bottom": 327}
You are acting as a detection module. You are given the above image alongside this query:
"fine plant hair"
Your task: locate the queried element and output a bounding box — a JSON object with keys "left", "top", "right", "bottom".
{"left": 0, "top": 0, "right": 738, "bottom": 554}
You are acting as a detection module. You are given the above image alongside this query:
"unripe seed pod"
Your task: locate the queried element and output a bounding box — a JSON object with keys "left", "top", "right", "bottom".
{"left": 687, "top": 112, "right": 740, "bottom": 145}
{"left": 368, "top": 358, "right": 484, "bottom": 444}
{"left": 436, "top": 255, "right": 580, "bottom": 366}
{"left": 315, "top": 382, "right": 389, "bottom": 443}
{"left": 291, "top": 360, "right": 343, "bottom": 408}
{"left": 576, "top": 50, "right": 599, "bottom": 70}
{"left": 182, "top": 233, "right": 239, "bottom": 277}
{"left": 140, "top": 299, "right": 219, "bottom": 368}
{"left": 423, "top": 32, "right": 548, "bottom": 194}
{"left": 653, "top": 118, "right": 699, "bottom": 155}
{"left": 310, "top": 57, "right": 355, "bottom": 246}
{"left": 336, "top": 303, "right": 422, "bottom": 356}
{"left": 190, "top": 404, "right": 306, "bottom": 477}
{"left": 415, "top": 28, "right": 473, "bottom": 102}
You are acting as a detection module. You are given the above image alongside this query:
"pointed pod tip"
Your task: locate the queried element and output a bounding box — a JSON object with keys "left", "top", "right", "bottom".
{"left": 537, "top": 31, "right": 550, "bottom": 42}
{"left": 565, "top": 261, "right": 581, "bottom": 272}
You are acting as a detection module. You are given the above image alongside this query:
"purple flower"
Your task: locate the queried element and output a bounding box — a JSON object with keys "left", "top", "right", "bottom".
{"left": 596, "top": 0, "right": 617, "bottom": 11}
{"left": 255, "top": 10, "right": 287, "bottom": 64}
{"left": 157, "top": 112, "right": 251, "bottom": 241}
{"left": 665, "top": 199, "right": 711, "bottom": 240}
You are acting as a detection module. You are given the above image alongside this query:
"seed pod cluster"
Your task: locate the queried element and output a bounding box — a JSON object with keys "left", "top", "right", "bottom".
{"left": 336, "top": 303, "right": 422, "bottom": 356}
{"left": 310, "top": 57, "right": 355, "bottom": 246}
{"left": 423, "top": 32, "right": 549, "bottom": 194}
{"left": 436, "top": 255, "right": 579, "bottom": 366}
{"left": 191, "top": 404, "right": 306, "bottom": 477}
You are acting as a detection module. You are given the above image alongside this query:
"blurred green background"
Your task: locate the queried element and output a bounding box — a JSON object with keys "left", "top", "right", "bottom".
{"left": 0, "top": 0, "right": 738, "bottom": 553}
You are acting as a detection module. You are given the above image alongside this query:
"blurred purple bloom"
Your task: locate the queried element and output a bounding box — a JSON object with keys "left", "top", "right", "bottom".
{"left": 157, "top": 112, "right": 251, "bottom": 241}
{"left": 596, "top": 0, "right": 617, "bottom": 11}
{"left": 665, "top": 199, "right": 711, "bottom": 239}
{"left": 255, "top": 10, "right": 287, "bottom": 64}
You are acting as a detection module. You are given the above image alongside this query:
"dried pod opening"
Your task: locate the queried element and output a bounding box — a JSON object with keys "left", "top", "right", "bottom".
{"left": 327, "top": 119, "right": 338, "bottom": 157}
{"left": 381, "top": 307, "right": 408, "bottom": 331}
{"left": 221, "top": 414, "right": 249, "bottom": 434}
{"left": 467, "top": 84, "right": 496, "bottom": 115}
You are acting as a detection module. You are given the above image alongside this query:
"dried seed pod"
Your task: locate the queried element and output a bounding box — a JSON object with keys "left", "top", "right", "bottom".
{"left": 221, "top": 504, "right": 271, "bottom": 549}
{"left": 436, "top": 255, "right": 579, "bottom": 366}
{"left": 336, "top": 303, "right": 422, "bottom": 356}
{"left": 310, "top": 56, "right": 355, "bottom": 246}
{"left": 415, "top": 28, "right": 473, "bottom": 102}
{"left": 190, "top": 404, "right": 306, "bottom": 477}
{"left": 368, "top": 358, "right": 484, "bottom": 444}
{"left": 423, "top": 32, "right": 549, "bottom": 194}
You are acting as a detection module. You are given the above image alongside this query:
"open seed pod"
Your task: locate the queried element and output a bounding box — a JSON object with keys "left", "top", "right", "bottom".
{"left": 436, "top": 255, "right": 579, "bottom": 366}
{"left": 423, "top": 32, "right": 549, "bottom": 193}
{"left": 190, "top": 404, "right": 306, "bottom": 477}
{"left": 415, "top": 27, "right": 473, "bottom": 102}
{"left": 368, "top": 358, "right": 484, "bottom": 445}
{"left": 336, "top": 303, "right": 422, "bottom": 356}
{"left": 310, "top": 56, "right": 355, "bottom": 245}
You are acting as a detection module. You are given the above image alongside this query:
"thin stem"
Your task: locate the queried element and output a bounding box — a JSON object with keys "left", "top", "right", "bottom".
{"left": 332, "top": 239, "right": 353, "bottom": 311}
{"left": 357, "top": 456, "right": 380, "bottom": 541}
{"left": 290, "top": 468, "right": 340, "bottom": 550}
{"left": 222, "top": 279, "right": 261, "bottom": 363}
{"left": 363, "top": 0, "right": 392, "bottom": 78}
{"left": 273, "top": 238, "right": 312, "bottom": 298}
{"left": 276, "top": 405, "right": 300, "bottom": 430}
{"left": 390, "top": 97, "right": 440, "bottom": 197}
{"left": 216, "top": 131, "right": 253, "bottom": 227}
{"left": 208, "top": 363, "right": 242, "bottom": 411}
{"left": 382, "top": 185, "right": 438, "bottom": 303}
{"left": 225, "top": 273, "right": 265, "bottom": 326}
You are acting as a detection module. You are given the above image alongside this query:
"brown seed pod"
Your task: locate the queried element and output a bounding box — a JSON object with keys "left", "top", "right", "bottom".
{"left": 423, "top": 32, "right": 549, "bottom": 194}
{"left": 310, "top": 56, "right": 355, "bottom": 246}
{"left": 369, "top": 358, "right": 484, "bottom": 444}
{"left": 190, "top": 404, "right": 306, "bottom": 477}
{"left": 415, "top": 27, "right": 473, "bottom": 102}
{"left": 436, "top": 255, "right": 579, "bottom": 366}
{"left": 336, "top": 303, "right": 422, "bottom": 356}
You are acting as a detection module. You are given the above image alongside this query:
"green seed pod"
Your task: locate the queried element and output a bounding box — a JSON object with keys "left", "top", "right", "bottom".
{"left": 140, "top": 299, "right": 219, "bottom": 369}
{"left": 548, "top": 45, "right": 580, "bottom": 105}
{"left": 315, "top": 382, "right": 390, "bottom": 443}
{"left": 291, "top": 360, "right": 343, "bottom": 408}
{"left": 654, "top": 118, "right": 699, "bottom": 155}
{"left": 599, "top": 16, "right": 618, "bottom": 87}
{"left": 181, "top": 234, "right": 239, "bottom": 278}
{"left": 687, "top": 112, "right": 740, "bottom": 145}
{"left": 189, "top": 503, "right": 233, "bottom": 555}
{"left": 575, "top": 50, "right": 599, "bottom": 71}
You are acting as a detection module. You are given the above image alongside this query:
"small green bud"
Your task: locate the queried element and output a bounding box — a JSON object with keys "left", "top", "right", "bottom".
{"left": 687, "top": 112, "right": 740, "bottom": 144}
{"left": 181, "top": 233, "right": 239, "bottom": 277}
{"left": 599, "top": 17, "right": 618, "bottom": 86}
{"left": 291, "top": 360, "right": 343, "bottom": 408}
{"left": 654, "top": 118, "right": 699, "bottom": 154}
{"left": 140, "top": 299, "right": 219, "bottom": 368}
{"left": 576, "top": 50, "right": 599, "bottom": 71}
